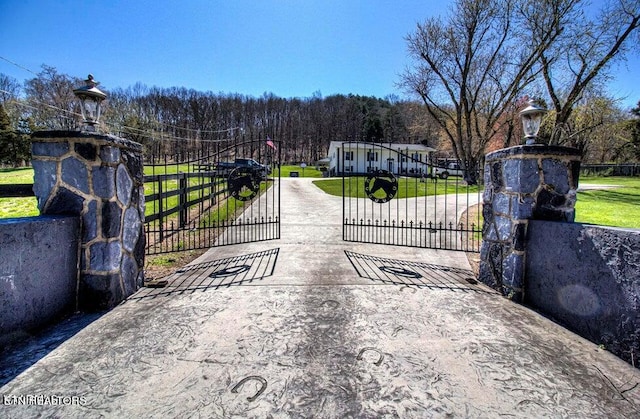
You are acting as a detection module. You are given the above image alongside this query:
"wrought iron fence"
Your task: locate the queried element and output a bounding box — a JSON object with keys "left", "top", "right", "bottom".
{"left": 143, "top": 139, "right": 280, "bottom": 255}
{"left": 340, "top": 142, "right": 482, "bottom": 252}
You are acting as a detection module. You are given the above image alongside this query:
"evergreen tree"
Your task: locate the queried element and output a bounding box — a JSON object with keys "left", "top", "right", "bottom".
{"left": 0, "top": 104, "right": 30, "bottom": 167}
{"left": 631, "top": 101, "right": 640, "bottom": 161}
{"left": 0, "top": 103, "right": 17, "bottom": 166}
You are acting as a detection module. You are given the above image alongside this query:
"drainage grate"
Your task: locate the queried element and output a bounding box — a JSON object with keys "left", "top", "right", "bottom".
{"left": 345, "top": 250, "right": 495, "bottom": 293}
{"left": 133, "top": 248, "right": 279, "bottom": 299}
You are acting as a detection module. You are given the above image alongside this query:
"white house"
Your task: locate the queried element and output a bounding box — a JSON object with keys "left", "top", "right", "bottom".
{"left": 327, "top": 142, "right": 436, "bottom": 176}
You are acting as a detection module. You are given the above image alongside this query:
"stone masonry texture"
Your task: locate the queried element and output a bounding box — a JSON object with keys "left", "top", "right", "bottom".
{"left": 479, "top": 145, "right": 581, "bottom": 301}
{"left": 31, "top": 131, "right": 145, "bottom": 311}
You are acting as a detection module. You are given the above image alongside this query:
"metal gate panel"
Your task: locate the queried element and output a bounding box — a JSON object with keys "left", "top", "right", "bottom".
{"left": 340, "top": 142, "right": 481, "bottom": 252}
{"left": 145, "top": 138, "right": 280, "bottom": 255}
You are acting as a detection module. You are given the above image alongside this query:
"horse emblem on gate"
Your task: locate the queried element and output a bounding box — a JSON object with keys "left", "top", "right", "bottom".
{"left": 364, "top": 169, "right": 398, "bottom": 203}
{"left": 228, "top": 167, "right": 261, "bottom": 201}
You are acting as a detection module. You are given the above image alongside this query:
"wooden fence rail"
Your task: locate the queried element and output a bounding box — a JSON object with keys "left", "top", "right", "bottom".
{"left": 143, "top": 171, "right": 227, "bottom": 243}
{"left": 0, "top": 184, "right": 35, "bottom": 197}
{"left": 580, "top": 164, "right": 640, "bottom": 177}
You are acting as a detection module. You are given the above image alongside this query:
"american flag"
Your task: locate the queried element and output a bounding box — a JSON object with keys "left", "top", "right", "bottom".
{"left": 266, "top": 136, "right": 276, "bottom": 150}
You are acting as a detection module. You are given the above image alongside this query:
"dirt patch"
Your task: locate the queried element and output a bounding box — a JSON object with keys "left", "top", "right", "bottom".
{"left": 143, "top": 185, "right": 271, "bottom": 281}
{"left": 460, "top": 203, "right": 482, "bottom": 278}
{"left": 144, "top": 249, "right": 208, "bottom": 280}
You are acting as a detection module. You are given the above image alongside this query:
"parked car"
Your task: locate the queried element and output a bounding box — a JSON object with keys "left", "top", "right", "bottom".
{"left": 213, "top": 158, "right": 271, "bottom": 179}
{"left": 433, "top": 162, "right": 464, "bottom": 179}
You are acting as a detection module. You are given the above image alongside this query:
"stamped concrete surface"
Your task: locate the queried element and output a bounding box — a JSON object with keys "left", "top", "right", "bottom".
{"left": 2, "top": 178, "right": 640, "bottom": 418}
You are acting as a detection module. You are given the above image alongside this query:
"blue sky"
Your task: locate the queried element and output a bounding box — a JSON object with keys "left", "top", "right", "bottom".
{"left": 1, "top": 0, "right": 638, "bottom": 108}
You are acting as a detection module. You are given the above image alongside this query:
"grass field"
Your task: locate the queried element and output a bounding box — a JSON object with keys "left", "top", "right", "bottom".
{"left": 0, "top": 168, "right": 39, "bottom": 218}
{"left": 0, "top": 167, "right": 34, "bottom": 183}
{"left": 575, "top": 176, "right": 640, "bottom": 228}
{"left": 312, "top": 175, "right": 640, "bottom": 229}
{"left": 1, "top": 167, "right": 638, "bottom": 229}
{"left": 276, "top": 165, "right": 325, "bottom": 178}
{"left": 312, "top": 177, "right": 480, "bottom": 198}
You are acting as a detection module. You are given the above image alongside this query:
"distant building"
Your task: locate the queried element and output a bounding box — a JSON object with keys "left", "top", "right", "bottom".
{"left": 327, "top": 142, "right": 436, "bottom": 176}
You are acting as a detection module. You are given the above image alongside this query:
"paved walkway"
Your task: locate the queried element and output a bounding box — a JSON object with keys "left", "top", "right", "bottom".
{"left": 2, "top": 178, "right": 640, "bottom": 418}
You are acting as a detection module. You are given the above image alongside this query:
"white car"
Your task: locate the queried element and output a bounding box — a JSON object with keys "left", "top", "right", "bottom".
{"left": 434, "top": 162, "right": 464, "bottom": 179}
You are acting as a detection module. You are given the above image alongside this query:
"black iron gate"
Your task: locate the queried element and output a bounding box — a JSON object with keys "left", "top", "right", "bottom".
{"left": 340, "top": 142, "right": 481, "bottom": 252}
{"left": 144, "top": 139, "right": 280, "bottom": 255}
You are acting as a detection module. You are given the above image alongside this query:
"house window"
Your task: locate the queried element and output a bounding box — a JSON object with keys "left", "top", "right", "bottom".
{"left": 344, "top": 151, "right": 354, "bottom": 161}
{"left": 367, "top": 151, "right": 378, "bottom": 162}
{"left": 412, "top": 153, "right": 422, "bottom": 162}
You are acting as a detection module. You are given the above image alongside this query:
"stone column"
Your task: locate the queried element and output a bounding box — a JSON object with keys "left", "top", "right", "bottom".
{"left": 31, "top": 131, "right": 145, "bottom": 310}
{"left": 479, "top": 145, "right": 581, "bottom": 302}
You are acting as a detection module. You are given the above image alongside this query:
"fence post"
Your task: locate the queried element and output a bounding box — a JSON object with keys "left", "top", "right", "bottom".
{"left": 179, "top": 172, "right": 187, "bottom": 228}
{"left": 210, "top": 174, "right": 216, "bottom": 206}
{"left": 157, "top": 177, "right": 164, "bottom": 242}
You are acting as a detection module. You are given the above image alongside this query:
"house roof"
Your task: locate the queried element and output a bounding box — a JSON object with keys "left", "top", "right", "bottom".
{"left": 327, "top": 141, "right": 436, "bottom": 153}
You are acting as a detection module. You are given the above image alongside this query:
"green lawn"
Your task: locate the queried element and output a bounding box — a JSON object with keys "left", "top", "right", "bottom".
{"left": 312, "top": 176, "right": 481, "bottom": 198}
{"left": 1, "top": 167, "right": 639, "bottom": 229}
{"left": 0, "top": 197, "right": 39, "bottom": 218}
{"left": 276, "top": 165, "right": 325, "bottom": 178}
{"left": 0, "top": 167, "right": 35, "bottom": 184}
{"left": 0, "top": 166, "right": 222, "bottom": 219}
{"left": 0, "top": 168, "right": 38, "bottom": 218}
{"left": 314, "top": 175, "right": 640, "bottom": 229}
{"left": 575, "top": 176, "right": 640, "bottom": 228}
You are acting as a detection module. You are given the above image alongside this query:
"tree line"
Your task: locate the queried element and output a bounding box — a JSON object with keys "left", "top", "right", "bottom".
{"left": 0, "top": 69, "right": 448, "bottom": 165}
{"left": 103, "top": 85, "right": 440, "bottom": 164}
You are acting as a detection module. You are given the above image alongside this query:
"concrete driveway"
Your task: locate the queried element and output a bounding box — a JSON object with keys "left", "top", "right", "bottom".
{"left": 2, "top": 178, "right": 640, "bottom": 418}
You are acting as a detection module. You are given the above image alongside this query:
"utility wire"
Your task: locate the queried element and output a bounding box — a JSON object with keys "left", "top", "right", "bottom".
{"left": 2, "top": 92, "right": 239, "bottom": 143}
{"left": 0, "top": 55, "right": 39, "bottom": 76}
{"left": 1, "top": 58, "right": 240, "bottom": 141}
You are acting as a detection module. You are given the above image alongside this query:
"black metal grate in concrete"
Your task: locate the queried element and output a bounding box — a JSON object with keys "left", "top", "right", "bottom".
{"left": 345, "top": 250, "right": 496, "bottom": 293}
{"left": 133, "top": 248, "right": 279, "bottom": 299}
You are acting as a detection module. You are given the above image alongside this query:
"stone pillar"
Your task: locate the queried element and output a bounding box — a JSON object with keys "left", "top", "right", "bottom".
{"left": 479, "top": 145, "right": 581, "bottom": 302}
{"left": 31, "top": 131, "right": 145, "bottom": 310}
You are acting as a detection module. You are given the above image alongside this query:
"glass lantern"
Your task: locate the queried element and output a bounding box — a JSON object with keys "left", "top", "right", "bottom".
{"left": 519, "top": 100, "right": 547, "bottom": 145}
{"left": 73, "top": 74, "right": 107, "bottom": 130}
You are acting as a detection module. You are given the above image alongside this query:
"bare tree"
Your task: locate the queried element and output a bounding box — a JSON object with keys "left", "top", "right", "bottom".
{"left": 0, "top": 73, "right": 23, "bottom": 129}
{"left": 103, "top": 84, "right": 414, "bottom": 164}
{"left": 24, "top": 65, "right": 83, "bottom": 130}
{"left": 564, "top": 92, "right": 631, "bottom": 162}
{"left": 629, "top": 101, "right": 640, "bottom": 160}
{"left": 538, "top": 0, "right": 640, "bottom": 145}
{"left": 0, "top": 73, "right": 21, "bottom": 104}
{"left": 401, "top": 0, "right": 574, "bottom": 183}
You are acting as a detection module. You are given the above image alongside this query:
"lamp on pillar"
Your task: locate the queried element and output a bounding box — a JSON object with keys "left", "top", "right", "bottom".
{"left": 520, "top": 99, "right": 547, "bottom": 145}
{"left": 73, "top": 74, "right": 106, "bottom": 131}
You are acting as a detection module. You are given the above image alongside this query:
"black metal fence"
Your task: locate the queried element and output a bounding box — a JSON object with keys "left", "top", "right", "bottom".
{"left": 144, "top": 139, "right": 281, "bottom": 255}
{"left": 340, "top": 142, "right": 482, "bottom": 252}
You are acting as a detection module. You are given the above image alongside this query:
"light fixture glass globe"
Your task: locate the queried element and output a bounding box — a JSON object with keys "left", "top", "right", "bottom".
{"left": 79, "top": 97, "right": 100, "bottom": 124}
{"left": 73, "top": 74, "right": 107, "bottom": 130}
{"left": 519, "top": 100, "right": 547, "bottom": 145}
